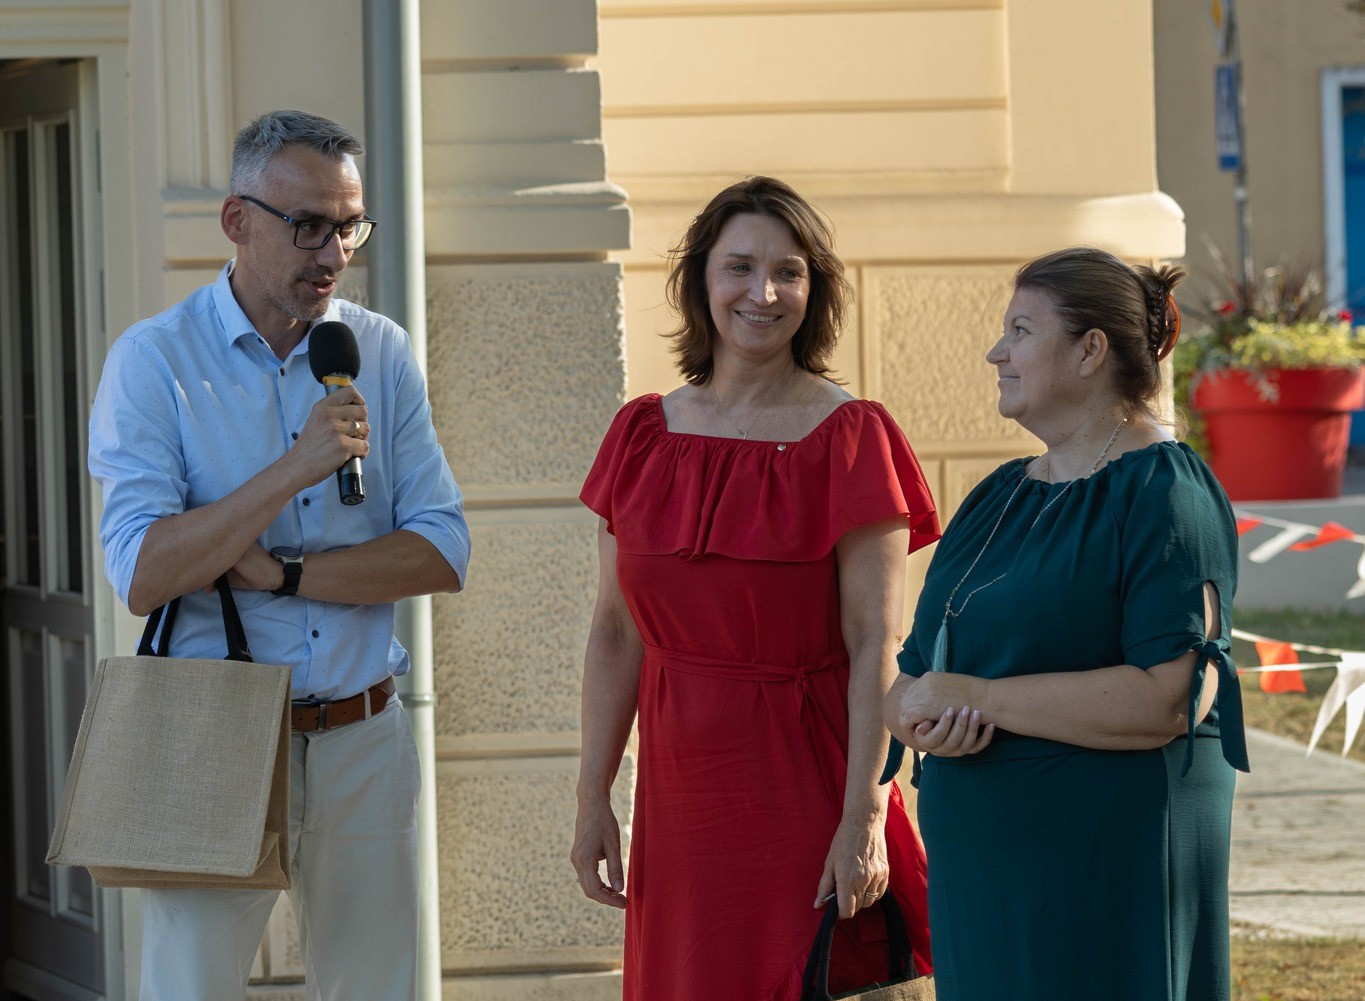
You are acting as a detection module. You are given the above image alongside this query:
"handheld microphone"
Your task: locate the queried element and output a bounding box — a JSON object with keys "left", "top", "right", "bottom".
{"left": 308, "top": 321, "right": 365, "bottom": 506}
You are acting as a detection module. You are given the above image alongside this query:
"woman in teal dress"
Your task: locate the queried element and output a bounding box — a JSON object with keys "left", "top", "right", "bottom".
{"left": 881, "top": 247, "right": 1249, "bottom": 1001}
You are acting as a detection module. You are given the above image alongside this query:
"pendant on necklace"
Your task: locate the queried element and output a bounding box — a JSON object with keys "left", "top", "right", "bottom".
{"left": 931, "top": 620, "right": 950, "bottom": 673}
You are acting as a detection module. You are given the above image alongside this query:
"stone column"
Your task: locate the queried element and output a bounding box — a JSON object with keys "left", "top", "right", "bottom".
{"left": 420, "top": 2, "right": 631, "bottom": 997}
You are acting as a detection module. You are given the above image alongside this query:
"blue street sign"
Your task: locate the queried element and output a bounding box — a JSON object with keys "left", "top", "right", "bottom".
{"left": 1216, "top": 63, "right": 1243, "bottom": 172}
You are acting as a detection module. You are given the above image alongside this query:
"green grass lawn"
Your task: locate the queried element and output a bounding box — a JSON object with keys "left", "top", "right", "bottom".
{"left": 1232, "top": 935, "right": 1365, "bottom": 1001}
{"left": 1228, "top": 607, "right": 1364, "bottom": 999}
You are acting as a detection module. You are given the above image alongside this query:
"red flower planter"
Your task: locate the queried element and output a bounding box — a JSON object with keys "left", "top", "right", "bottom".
{"left": 1191, "top": 367, "right": 1365, "bottom": 501}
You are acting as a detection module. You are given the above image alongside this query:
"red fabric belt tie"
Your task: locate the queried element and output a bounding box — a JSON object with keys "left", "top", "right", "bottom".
{"left": 646, "top": 645, "right": 844, "bottom": 684}
{"left": 291, "top": 677, "right": 396, "bottom": 732}
{"left": 645, "top": 646, "right": 849, "bottom": 804}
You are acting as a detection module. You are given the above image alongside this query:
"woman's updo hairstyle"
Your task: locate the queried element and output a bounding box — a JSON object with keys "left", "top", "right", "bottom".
{"left": 1013, "top": 247, "right": 1186, "bottom": 414}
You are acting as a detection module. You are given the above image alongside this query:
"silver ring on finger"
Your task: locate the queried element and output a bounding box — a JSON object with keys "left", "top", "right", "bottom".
{"left": 350, "top": 419, "right": 361, "bottom": 436}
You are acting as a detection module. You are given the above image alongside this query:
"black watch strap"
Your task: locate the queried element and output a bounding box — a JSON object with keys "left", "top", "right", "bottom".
{"left": 271, "top": 554, "right": 303, "bottom": 597}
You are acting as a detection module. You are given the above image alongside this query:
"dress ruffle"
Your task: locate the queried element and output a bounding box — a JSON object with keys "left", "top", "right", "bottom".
{"left": 580, "top": 394, "right": 941, "bottom": 562}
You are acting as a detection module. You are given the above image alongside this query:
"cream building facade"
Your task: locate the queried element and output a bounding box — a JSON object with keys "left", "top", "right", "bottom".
{"left": 0, "top": 2, "right": 1180, "bottom": 1000}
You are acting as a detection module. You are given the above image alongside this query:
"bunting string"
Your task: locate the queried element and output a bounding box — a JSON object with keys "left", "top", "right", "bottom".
{"left": 1231, "top": 627, "right": 1354, "bottom": 659}
{"left": 1235, "top": 510, "right": 1365, "bottom": 599}
{"left": 1226, "top": 628, "right": 1365, "bottom": 756}
{"left": 1226, "top": 511, "right": 1365, "bottom": 754}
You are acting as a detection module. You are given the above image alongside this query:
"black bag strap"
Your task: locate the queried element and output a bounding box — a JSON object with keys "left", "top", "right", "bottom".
{"left": 136, "top": 575, "right": 255, "bottom": 663}
{"left": 800, "top": 893, "right": 918, "bottom": 1001}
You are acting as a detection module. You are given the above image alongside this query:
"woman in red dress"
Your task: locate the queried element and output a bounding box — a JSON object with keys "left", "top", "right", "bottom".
{"left": 572, "top": 177, "right": 946, "bottom": 1000}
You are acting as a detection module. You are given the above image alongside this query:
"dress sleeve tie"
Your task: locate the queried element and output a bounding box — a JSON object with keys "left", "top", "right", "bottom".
{"left": 1182, "top": 637, "right": 1250, "bottom": 777}
{"left": 879, "top": 739, "right": 906, "bottom": 786}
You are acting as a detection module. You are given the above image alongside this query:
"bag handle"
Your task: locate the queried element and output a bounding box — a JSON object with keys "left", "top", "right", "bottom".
{"left": 800, "top": 893, "right": 918, "bottom": 1001}
{"left": 137, "top": 575, "right": 255, "bottom": 663}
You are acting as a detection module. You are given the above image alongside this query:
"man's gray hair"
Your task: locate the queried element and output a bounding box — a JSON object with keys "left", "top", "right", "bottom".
{"left": 230, "top": 110, "right": 364, "bottom": 195}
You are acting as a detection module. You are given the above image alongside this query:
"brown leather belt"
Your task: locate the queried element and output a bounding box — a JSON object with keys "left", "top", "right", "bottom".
{"left": 292, "top": 677, "right": 396, "bottom": 732}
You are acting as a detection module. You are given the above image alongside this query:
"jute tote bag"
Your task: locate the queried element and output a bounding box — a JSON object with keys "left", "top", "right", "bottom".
{"left": 800, "top": 895, "right": 935, "bottom": 1001}
{"left": 46, "top": 578, "right": 292, "bottom": 890}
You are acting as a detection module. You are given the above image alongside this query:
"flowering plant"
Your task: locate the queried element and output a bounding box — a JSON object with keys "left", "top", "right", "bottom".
{"left": 1170, "top": 252, "right": 1365, "bottom": 455}
{"left": 1173, "top": 252, "right": 1365, "bottom": 381}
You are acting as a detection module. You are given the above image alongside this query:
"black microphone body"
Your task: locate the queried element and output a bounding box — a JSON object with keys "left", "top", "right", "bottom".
{"left": 308, "top": 322, "right": 366, "bottom": 506}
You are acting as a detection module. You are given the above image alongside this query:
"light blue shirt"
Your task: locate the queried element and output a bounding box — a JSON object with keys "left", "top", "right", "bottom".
{"left": 90, "top": 264, "right": 471, "bottom": 700}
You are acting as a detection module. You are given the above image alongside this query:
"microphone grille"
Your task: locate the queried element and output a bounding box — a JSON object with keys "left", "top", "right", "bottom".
{"left": 308, "top": 321, "right": 361, "bottom": 382}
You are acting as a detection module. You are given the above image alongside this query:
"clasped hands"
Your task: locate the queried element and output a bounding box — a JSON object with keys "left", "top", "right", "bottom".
{"left": 883, "top": 672, "right": 996, "bottom": 757}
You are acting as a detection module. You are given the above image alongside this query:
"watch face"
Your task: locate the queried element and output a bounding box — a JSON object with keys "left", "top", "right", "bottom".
{"left": 271, "top": 546, "right": 302, "bottom": 596}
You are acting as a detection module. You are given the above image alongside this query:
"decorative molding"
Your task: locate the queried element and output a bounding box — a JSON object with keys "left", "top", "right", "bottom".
{"left": 160, "top": 0, "right": 231, "bottom": 189}
{"left": 442, "top": 948, "right": 622, "bottom": 977}
{"left": 624, "top": 191, "right": 1185, "bottom": 267}
{"left": 605, "top": 97, "right": 1006, "bottom": 119}
{"left": 437, "top": 755, "right": 581, "bottom": 777}
{"left": 601, "top": 0, "right": 1002, "bottom": 16}
{"left": 425, "top": 180, "right": 629, "bottom": 209}
{"left": 0, "top": 8, "right": 129, "bottom": 46}
{"left": 423, "top": 56, "right": 583, "bottom": 74}
{"left": 443, "top": 971, "right": 622, "bottom": 1000}
{"left": 614, "top": 169, "right": 1008, "bottom": 205}
{"left": 460, "top": 485, "right": 587, "bottom": 509}
{"left": 436, "top": 732, "right": 581, "bottom": 760}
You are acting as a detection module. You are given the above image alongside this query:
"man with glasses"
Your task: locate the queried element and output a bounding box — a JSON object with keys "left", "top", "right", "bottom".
{"left": 88, "top": 110, "right": 470, "bottom": 999}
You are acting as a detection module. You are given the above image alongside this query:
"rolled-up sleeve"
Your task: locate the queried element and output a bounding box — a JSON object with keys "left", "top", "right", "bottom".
{"left": 88, "top": 337, "right": 192, "bottom": 605}
{"left": 387, "top": 333, "right": 471, "bottom": 588}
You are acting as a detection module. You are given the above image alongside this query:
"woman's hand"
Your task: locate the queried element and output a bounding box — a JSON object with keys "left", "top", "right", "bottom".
{"left": 910, "top": 705, "right": 995, "bottom": 757}
{"left": 571, "top": 796, "right": 627, "bottom": 909}
{"left": 884, "top": 673, "right": 985, "bottom": 739}
{"left": 885, "top": 674, "right": 995, "bottom": 756}
{"left": 814, "top": 817, "right": 889, "bottom": 919}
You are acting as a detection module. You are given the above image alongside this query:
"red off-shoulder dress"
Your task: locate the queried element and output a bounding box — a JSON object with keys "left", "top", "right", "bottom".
{"left": 580, "top": 395, "right": 941, "bottom": 1001}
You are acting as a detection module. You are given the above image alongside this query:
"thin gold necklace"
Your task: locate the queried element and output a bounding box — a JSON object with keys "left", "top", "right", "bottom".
{"left": 710, "top": 376, "right": 799, "bottom": 439}
{"left": 930, "top": 416, "right": 1127, "bottom": 672}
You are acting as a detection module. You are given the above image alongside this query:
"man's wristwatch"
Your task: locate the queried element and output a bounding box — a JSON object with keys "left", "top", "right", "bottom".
{"left": 270, "top": 547, "right": 303, "bottom": 597}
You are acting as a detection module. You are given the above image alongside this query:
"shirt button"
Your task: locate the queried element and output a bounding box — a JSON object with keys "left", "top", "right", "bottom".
{"left": 312, "top": 629, "right": 320, "bottom": 639}
{"left": 279, "top": 367, "right": 286, "bottom": 376}
{"left": 292, "top": 432, "right": 299, "bottom": 440}
{"left": 302, "top": 498, "right": 311, "bottom": 507}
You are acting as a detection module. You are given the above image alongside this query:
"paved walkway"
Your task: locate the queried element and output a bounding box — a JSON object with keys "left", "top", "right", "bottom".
{"left": 1230, "top": 728, "right": 1365, "bottom": 937}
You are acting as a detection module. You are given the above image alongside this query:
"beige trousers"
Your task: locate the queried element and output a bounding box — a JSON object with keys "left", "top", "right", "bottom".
{"left": 138, "top": 700, "right": 421, "bottom": 1001}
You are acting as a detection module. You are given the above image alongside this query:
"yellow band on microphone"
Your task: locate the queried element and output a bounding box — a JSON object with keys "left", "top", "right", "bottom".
{"left": 323, "top": 375, "right": 352, "bottom": 388}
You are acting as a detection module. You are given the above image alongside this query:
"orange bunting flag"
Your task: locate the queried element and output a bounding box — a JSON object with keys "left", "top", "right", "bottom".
{"left": 1236, "top": 517, "right": 1263, "bottom": 535}
{"left": 1288, "top": 521, "right": 1356, "bottom": 551}
{"left": 1253, "top": 640, "right": 1308, "bottom": 694}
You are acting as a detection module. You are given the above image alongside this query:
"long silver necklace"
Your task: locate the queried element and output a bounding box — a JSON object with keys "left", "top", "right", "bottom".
{"left": 930, "top": 416, "right": 1127, "bottom": 672}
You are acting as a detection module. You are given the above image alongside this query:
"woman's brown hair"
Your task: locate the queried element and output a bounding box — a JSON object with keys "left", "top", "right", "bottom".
{"left": 1013, "top": 247, "right": 1186, "bottom": 414}
{"left": 665, "top": 176, "right": 853, "bottom": 385}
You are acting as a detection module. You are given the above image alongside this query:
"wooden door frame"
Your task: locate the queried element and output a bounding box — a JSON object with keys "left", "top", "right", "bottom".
{"left": 0, "top": 30, "right": 139, "bottom": 1000}
{"left": 1322, "top": 67, "right": 1365, "bottom": 311}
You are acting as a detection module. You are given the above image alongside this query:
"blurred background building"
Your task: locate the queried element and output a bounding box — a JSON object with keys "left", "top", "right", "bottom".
{"left": 1155, "top": 0, "right": 1365, "bottom": 315}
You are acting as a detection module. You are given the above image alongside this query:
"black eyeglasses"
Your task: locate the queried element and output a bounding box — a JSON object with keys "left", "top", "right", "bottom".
{"left": 236, "top": 194, "right": 377, "bottom": 251}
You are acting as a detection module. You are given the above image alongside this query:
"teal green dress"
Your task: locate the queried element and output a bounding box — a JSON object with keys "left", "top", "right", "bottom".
{"left": 881, "top": 441, "right": 1248, "bottom": 1001}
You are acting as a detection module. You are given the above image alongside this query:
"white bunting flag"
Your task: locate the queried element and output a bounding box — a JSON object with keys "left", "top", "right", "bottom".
{"left": 1247, "top": 525, "right": 1313, "bottom": 564}
{"left": 1346, "top": 548, "right": 1365, "bottom": 601}
{"left": 1306, "top": 652, "right": 1365, "bottom": 756}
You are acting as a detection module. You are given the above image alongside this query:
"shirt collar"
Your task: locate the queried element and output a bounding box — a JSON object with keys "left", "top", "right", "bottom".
{"left": 213, "top": 260, "right": 343, "bottom": 359}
